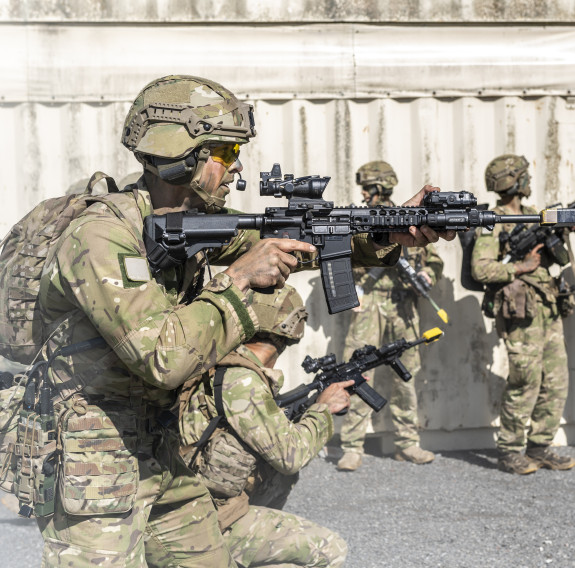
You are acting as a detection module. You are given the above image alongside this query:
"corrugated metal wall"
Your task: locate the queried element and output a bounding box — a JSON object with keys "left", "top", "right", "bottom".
{"left": 1, "top": 1, "right": 575, "bottom": 449}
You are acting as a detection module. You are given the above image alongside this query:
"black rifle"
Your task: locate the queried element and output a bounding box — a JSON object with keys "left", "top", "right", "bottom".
{"left": 396, "top": 257, "right": 449, "bottom": 323}
{"left": 143, "top": 163, "right": 575, "bottom": 314}
{"left": 365, "top": 259, "right": 448, "bottom": 323}
{"left": 499, "top": 201, "right": 575, "bottom": 266}
{"left": 275, "top": 327, "right": 443, "bottom": 422}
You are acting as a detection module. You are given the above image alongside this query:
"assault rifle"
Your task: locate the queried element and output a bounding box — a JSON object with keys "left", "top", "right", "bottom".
{"left": 364, "top": 260, "right": 449, "bottom": 324}
{"left": 143, "top": 163, "right": 575, "bottom": 314}
{"left": 500, "top": 201, "right": 575, "bottom": 265}
{"left": 275, "top": 327, "right": 444, "bottom": 422}
{"left": 396, "top": 257, "right": 449, "bottom": 323}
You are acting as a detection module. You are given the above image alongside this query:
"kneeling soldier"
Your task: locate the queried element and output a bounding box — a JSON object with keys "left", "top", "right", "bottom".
{"left": 178, "top": 285, "right": 350, "bottom": 568}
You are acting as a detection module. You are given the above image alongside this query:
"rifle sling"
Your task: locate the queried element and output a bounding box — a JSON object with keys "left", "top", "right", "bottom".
{"left": 190, "top": 351, "right": 273, "bottom": 462}
{"left": 187, "top": 366, "right": 228, "bottom": 465}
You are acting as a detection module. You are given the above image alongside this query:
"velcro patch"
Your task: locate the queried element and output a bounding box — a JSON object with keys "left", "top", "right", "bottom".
{"left": 119, "top": 254, "right": 151, "bottom": 288}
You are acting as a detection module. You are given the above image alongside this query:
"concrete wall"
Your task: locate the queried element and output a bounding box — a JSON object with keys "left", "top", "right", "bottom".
{"left": 1, "top": 0, "right": 575, "bottom": 450}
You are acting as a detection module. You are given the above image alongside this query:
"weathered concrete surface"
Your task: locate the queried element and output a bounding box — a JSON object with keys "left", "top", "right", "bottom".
{"left": 1, "top": 0, "right": 575, "bottom": 23}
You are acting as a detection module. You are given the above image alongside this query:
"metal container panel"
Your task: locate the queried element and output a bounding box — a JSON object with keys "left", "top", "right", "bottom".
{"left": 2, "top": 19, "right": 575, "bottom": 448}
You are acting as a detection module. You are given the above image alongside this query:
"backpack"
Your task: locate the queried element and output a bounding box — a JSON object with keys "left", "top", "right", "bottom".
{"left": 458, "top": 228, "right": 484, "bottom": 292}
{"left": 0, "top": 172, "right": 119, "bottom": 365}
{"left": 457, "top": 203, "right": 490, "bottom": 292}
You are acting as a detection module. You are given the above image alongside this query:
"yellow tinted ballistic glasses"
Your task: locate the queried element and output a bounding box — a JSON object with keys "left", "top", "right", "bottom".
{"left": 209, "top": 143, "right": 241, "bottom": 167}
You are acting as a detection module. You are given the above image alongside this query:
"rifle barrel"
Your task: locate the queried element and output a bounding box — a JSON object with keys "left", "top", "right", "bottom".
{"left": 498, "top": 215, "right": 541, "bottom": 224}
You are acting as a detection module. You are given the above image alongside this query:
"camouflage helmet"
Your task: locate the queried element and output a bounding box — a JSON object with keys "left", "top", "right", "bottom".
{"left": 485, "top": 154, "right": 531, "bottom": 197}
{"left": 121, "top": 75, "right": 256, "bottom": 159}
{"left": 356, "top": 161, "right": 398, "bottom": 199}
{"left": 250, "top": 285, "right": 308, "bottom": 345}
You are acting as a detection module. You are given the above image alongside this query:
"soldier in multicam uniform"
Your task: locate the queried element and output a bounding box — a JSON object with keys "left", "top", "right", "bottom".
{"left": 35, "top": 75, "right": 447, "bottom": 567}
{"left": 337, "top": 162, "right": 444, "bottom": 471}
{"left": 178, "top": 285, "right": 350, "bottom": 568}
{"left": 471, "top": 155, "right": 575, "bottom": 475}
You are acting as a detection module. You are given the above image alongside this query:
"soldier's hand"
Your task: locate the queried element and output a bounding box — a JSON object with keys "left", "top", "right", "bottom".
{"left": 417, "top": 271, "right": 432, "bottom": 286}
{"left": 515, "top": 243, "right": 543, "bottom": 275}
{"left": 224, "top": 238, "right": 316, "bottom": 292}
{"left": 317, "top": 380, "right": 354, "bottom": 414}
{"left": 387, "top": 185, "right": 456, "bottom": 247}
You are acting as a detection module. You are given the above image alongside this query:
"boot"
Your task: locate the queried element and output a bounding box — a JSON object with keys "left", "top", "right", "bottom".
{"left": 526, "top": 445, "right": 575, "bottom": 471}
{"left": 394, "top": 445, "right": 435, "bottom": 464}
{"left": 337, "top": 452, "right": 362, "bottom": 471}
{"left": 498, "top": 451, "right": 539, "bottom": 475}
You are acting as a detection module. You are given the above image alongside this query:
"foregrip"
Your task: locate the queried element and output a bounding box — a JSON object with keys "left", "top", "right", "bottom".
{"left": 390, "top": 358, "right": 412, "bottom": 382}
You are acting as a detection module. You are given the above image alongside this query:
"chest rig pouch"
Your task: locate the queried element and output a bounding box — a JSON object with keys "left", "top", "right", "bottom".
{"left": 181, "top": 352, "right": 275, "bottom": 529}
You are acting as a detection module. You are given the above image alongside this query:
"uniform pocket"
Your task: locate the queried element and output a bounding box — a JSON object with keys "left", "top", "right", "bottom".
{"left": 197, "top": 430, "right": 256, "bottom": 499}
{"left": 60, "top": 405, "right": 138, "bottom": 515}
{"left": 0, "top": 380, "right": 25, "bottom": 494}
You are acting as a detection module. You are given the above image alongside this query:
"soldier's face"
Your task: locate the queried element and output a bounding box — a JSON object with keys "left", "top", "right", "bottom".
{"left": 361, "top": 188, "right": 381, "bottom": 206}
{"left": 196, "top": 155, "right": 243, "bottom": 202}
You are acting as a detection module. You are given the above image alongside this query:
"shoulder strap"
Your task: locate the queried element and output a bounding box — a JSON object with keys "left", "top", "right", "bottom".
{"left": 213, "top": 365, "right": 227, "bottom": 419}
{"left": 186, "top": 366, "right": 228, "bottom": 465}
{"left": 217, "top": 351, "right": 272, "bottom": 388}
{"left": 85, "top": 171, "right": 120, "bottom": 195}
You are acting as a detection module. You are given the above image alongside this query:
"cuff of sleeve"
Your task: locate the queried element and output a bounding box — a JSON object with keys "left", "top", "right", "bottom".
{"left": 307, "top": 402, "right": 334, "bottom": 440}
{"left": 376, "top": 242, "right": 401, "bottom": 266}
{"left": 201, "top": 272, "right": 258, "bottom": 341}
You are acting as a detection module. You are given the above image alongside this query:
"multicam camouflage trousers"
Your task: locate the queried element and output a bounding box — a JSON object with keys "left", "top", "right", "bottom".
{"left": 38, "top": 427, "right": 236, "bottom": 568}
{"left": 340, "top": 292, "right": 421, "bottom": 453}
{"left": 224, "top": 505, "right": 347, "bottom": 567}
{"left": 497, "top": 300, "right": 569, "bottom": 454}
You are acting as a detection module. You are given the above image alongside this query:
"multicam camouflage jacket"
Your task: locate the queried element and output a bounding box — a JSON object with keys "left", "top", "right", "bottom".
{"left": 180, "top": 344, "right": 333, "bottom": 508}
{"left": 471, "top": 203, "right": 558, "bottom": 304}
{"left": 39, "top": 176, "right": 399, "bottom": 410}
{"left": 354, "top": 243, "right": 443, "bottom": 296}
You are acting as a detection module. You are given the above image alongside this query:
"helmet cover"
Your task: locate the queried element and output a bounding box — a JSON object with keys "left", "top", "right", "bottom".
{"left": 250, "top": 285, "right": 308, "bottom": 344}
{"left": 485, "top": 154, "right": 530, "bottom": 197}
{"left": 122, "top": 75, "right": 256, "bottom": 159}
{"left": 356, "top": 161, "right": 398, "bottom": 199}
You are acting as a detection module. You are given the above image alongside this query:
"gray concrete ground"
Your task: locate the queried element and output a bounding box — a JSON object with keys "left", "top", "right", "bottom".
{"left": 285, "top": 440, "right": 575, "bottom": 568}
{"left": 1, "top": 442, "right": 574, "bottom": 567}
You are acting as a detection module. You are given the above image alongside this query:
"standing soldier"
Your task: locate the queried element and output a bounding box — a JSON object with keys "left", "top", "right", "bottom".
{"left": 471, "top": 154, "right": 575, "bottom": 475}
{"left": 178, "top": 285, "right": 350, "bottom": 568}
{"left": 337, "top": 162, "right": 444, "bottom": 471}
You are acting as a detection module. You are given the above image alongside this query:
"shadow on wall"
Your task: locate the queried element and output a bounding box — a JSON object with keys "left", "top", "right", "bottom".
{"left": 342, "top": 274, "right": 506, "bottom": 448}
{"left": 561, "top": 266, "right": 575, "bottom": 446}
